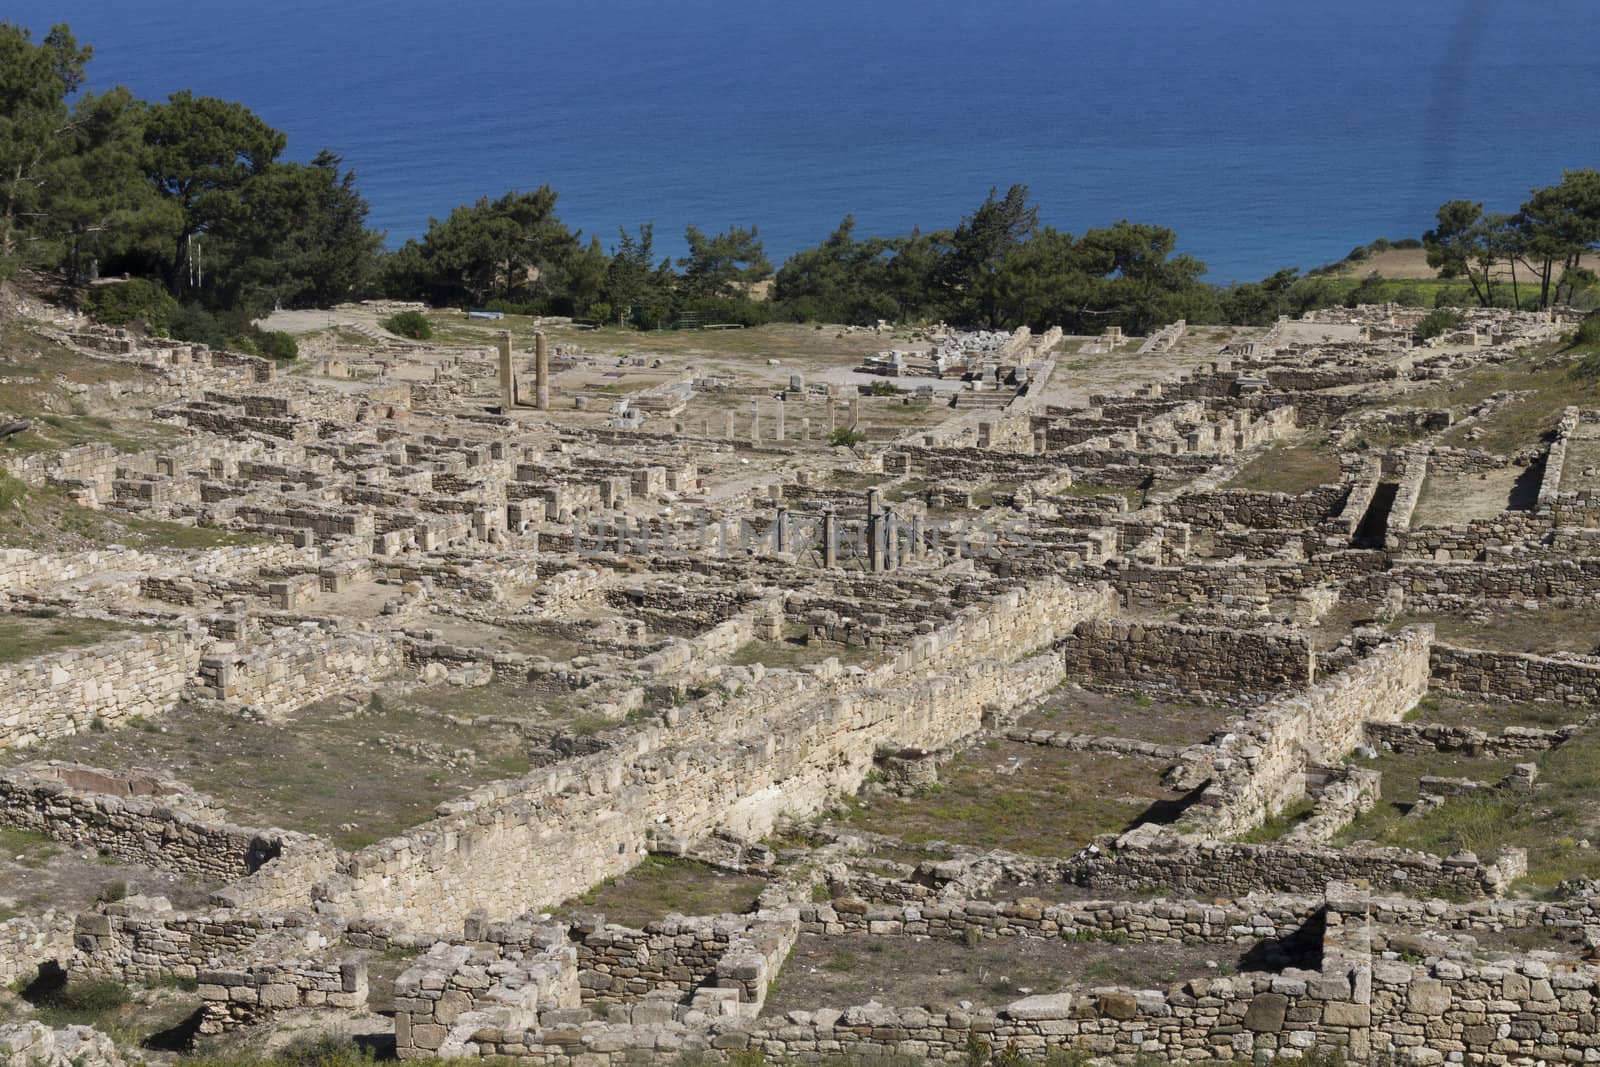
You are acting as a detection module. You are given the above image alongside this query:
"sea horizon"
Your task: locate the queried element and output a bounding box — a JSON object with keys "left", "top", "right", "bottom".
{"left": 10, "top": 0, "right": 1598, "bottom": 284}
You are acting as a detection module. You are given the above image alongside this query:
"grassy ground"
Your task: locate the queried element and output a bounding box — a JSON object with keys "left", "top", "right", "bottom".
{"left": 0, "top": 826, "right": 216, "bottom": 923}
{"left": 0, "top": 613, "right": 146, "bottom": 665}
{"left": 1225, "top": 439, "right": 1343, "bottom": 494}
{"left": 727, "top": 632, "right": 881, "bottom": 669}
{"left": 1336, "top": 727, "right": 1600, "bottom": 894}
{"left": 1403, "top": 693, "right": 1584, "bottom": 730}
{"left": 1389, "top": 343, "right": 1600, "bottom": 455}
{"left": 0, "top": 474, "right": 263, "bottom": 551}
{"left": 558, "top": 855, "right": 767, "bottom": 926}
{"left": 836, "top": 741, "right": 1189, "bottom": 856}
{"left": 1406, "top": 606, "right": 1600, "bottom": 656}
{"left": 1016, "top": 686, "right": 1237, "bottom": 747}
{"left": 24, "top": 690, "right": 542, "bottom": 849}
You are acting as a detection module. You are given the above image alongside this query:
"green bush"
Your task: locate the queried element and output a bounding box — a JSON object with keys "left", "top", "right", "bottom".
{"left": 1575, "top": 311, "right": 1600, "bottom": 349}
{"left": 828, "top": 428, "right": 867, "bottom": 447}
{"left": 383, "top": 310, "right": 432, "bottom": 340}
{"left": 256, "top": 330, "right": 299, "bottom": 360}
{"left": 1416, "top": 308, "right": 1467, "bottom": 341}
{"left": 82, "top": 279, "right": 179, "bottom": 335}
{"left": 50, "top": 977, "right": 131, "bottom": 1014}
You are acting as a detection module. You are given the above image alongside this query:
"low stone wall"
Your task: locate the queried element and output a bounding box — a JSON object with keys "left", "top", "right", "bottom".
{"left": 804, "top": 893, "right": 1315, "bottom": 945}
{"left": 1161, "top": 484, "right": 1347, "bottom": 530}
{"left": 1057, "top": 617, "right": 1313, "bottom": 696}
{"left": 0, "top": 630, "right": 200, "bottom": 751}
{"left": 1381, "top": 446, "right": 1429, "bottom": 543}
{"left": 1069, "top": 829, "right": 1522, "bottom": 901}
{"left": 73, "top": 901, "right": 345, "bottom": 984}
{"left": 0, "top": 766, "right": 288, "bottom": 880}
{"left": 1430, "top": 643, "right": 1600, "bottom": 705}
{"left": 192, "top": 629, "right": 403, "bottom": 716}
{"left": 1537, "top": 407, "right": 1580, "bottom": 509}
{"left": 1367, "top": 720, "right": 1580, "bottom": 757}
{"left": 197, "top": 957, "right": 368, "bottom": 1034}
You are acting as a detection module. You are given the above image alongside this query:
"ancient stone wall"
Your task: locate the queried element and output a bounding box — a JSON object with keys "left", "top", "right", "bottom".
{"left": 192, "top": 630, "right": 403, "bottom": 716}
{"left": 0, "top": 630, "right": 200, "bottom": 751}
{"left": 1161, "top": 485, "right": 1347, "bottom": 530}
{"left": 0, "top": 766, "right": 284, "bottom": 879}
{"left": 1173, "top": 627, "right": 1433, "bottom": 836}
{"left": 1430, "top": 643, "right": 1600, "bottom": 704}
{"left": 318, "top": 581, "right": 1113, "bottom": 933}
{"left": 1058, "top": 617, "right": 1313, "bottom": 696}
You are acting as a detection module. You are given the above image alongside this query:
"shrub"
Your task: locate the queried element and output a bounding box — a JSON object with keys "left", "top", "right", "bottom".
{"left": 1416, "top": 308, "right": 1467, "bottom": 341}
{"left": 96, "top": 880, "right": 128, "bottom": 904}
{"left": 1575, "top": 311, "right": 1600, "bottom": 349}
{"left": 828, "top": 428, "right": 866, "bottom": 447}
{"left": 257, "top": 330, "right": 299, "bottom": 360}
{"left": 82, "top": 279, "right": 179, "bottom": 335}
{"left": 50, "top": 977, "right": 131, "bottom": 1014}
{"left": 865, "top": 380, "right": 902, "bottom": 396}
{"left": 382, "top": 310, "right": 432, "bottom": 340}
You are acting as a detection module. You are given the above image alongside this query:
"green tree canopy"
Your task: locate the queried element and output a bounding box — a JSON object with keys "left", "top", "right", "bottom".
{"left": 141, "top": 90, "right": 287, "bottom": 295}
{"left": 0, "top": 22, "right": 91, "bottom": 283}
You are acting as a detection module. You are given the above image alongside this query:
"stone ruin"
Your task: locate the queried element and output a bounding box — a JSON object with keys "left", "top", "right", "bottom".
{"left": 4, "top": 304, "right": 1600, "bottom": 1064}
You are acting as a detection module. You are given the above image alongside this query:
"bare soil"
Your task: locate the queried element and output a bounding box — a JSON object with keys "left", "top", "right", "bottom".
{"left": 764, "top": 932, "right": 1242, "bottom": 1014}
{"left": 0, "top": 827, "right": 217, "bottom": 921}
{"left": 1016, "top": 685, "right": 1238, "bottom": 747}
{"left": 1411, "top": 465, "right": 1537, "bottom": 525}
{"left": 22, "top": 689, "right": 548, "bottom": 849}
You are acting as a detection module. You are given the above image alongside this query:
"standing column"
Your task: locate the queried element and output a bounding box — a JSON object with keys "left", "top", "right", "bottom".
{"left": 828, "top": 402, "right": 837, "bottom": 435}
{"left": 822, "top": 509, "right": 837, "bottom": 568}
{"left": 801, "top": 417, "right": 811, "bottom": 443}
{"left": 883, "top": 506, "right": 898, "bottom": 571}
{"left": 751, "top": 399, "right": 761, "bottom": 443}
{"left": 775, "top": 400, "right": 786, "bottom": 442}
{"left": 848, "top": 397, "right": 862, "bottom": 430}
{"left": 866, "top": 489, "right": 883, "bottom": 572}
{"left": 534, "top": 331, "right": 550, "bottom": 410}
{"left": 497, "top": 331, "right": 514, "bottom": 414}
{"left": 774, "top": 507, "right": 788, "bottom": 552}
{"left": 911, "top": 513, "right": 924, "bottom": 559}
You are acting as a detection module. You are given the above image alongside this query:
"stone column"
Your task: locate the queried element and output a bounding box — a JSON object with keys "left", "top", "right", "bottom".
{"left": 751, "top": 399, "right": 761, "bottom": 443}
{"left": 822, "top": 510, "right": 837, "bottom": 568}
{"left": 775, "top": 400, "right": 786, "bottom": 442}
{"left": 534, "top": 331, "right": 550, "bottom": 410}
{"left": 725, "top": 411, "right": 735, "bottom": 439}
{"left": 1034, "top": 429, "right": 1048, "bottom": 455}
{"left": 774, "top": 507, "right": 788, "bottom": 552}
{"left": 801, "top": 417, "right": 811, "bottom": 443}
{"left": 497, "top": 331, "right": 515, "bottom": 414}
{"left": 911, "top": 513, "right": 924, "bottom": 559}
{"left": 883, "top": 506, "right": 898, "bottom": 571}
{"left": 828, "top": 403, "right": 837, "bottom": 434}
{"left": 866, "top": 489, "right": 883, "bottom": 572}
{"left": 848, "top": 397, "right": 862, "bottom": 431}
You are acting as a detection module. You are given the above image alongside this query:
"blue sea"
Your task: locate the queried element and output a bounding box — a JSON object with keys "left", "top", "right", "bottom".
{"left": 11, "top": 0, "right": 1600, "bottom": 282}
